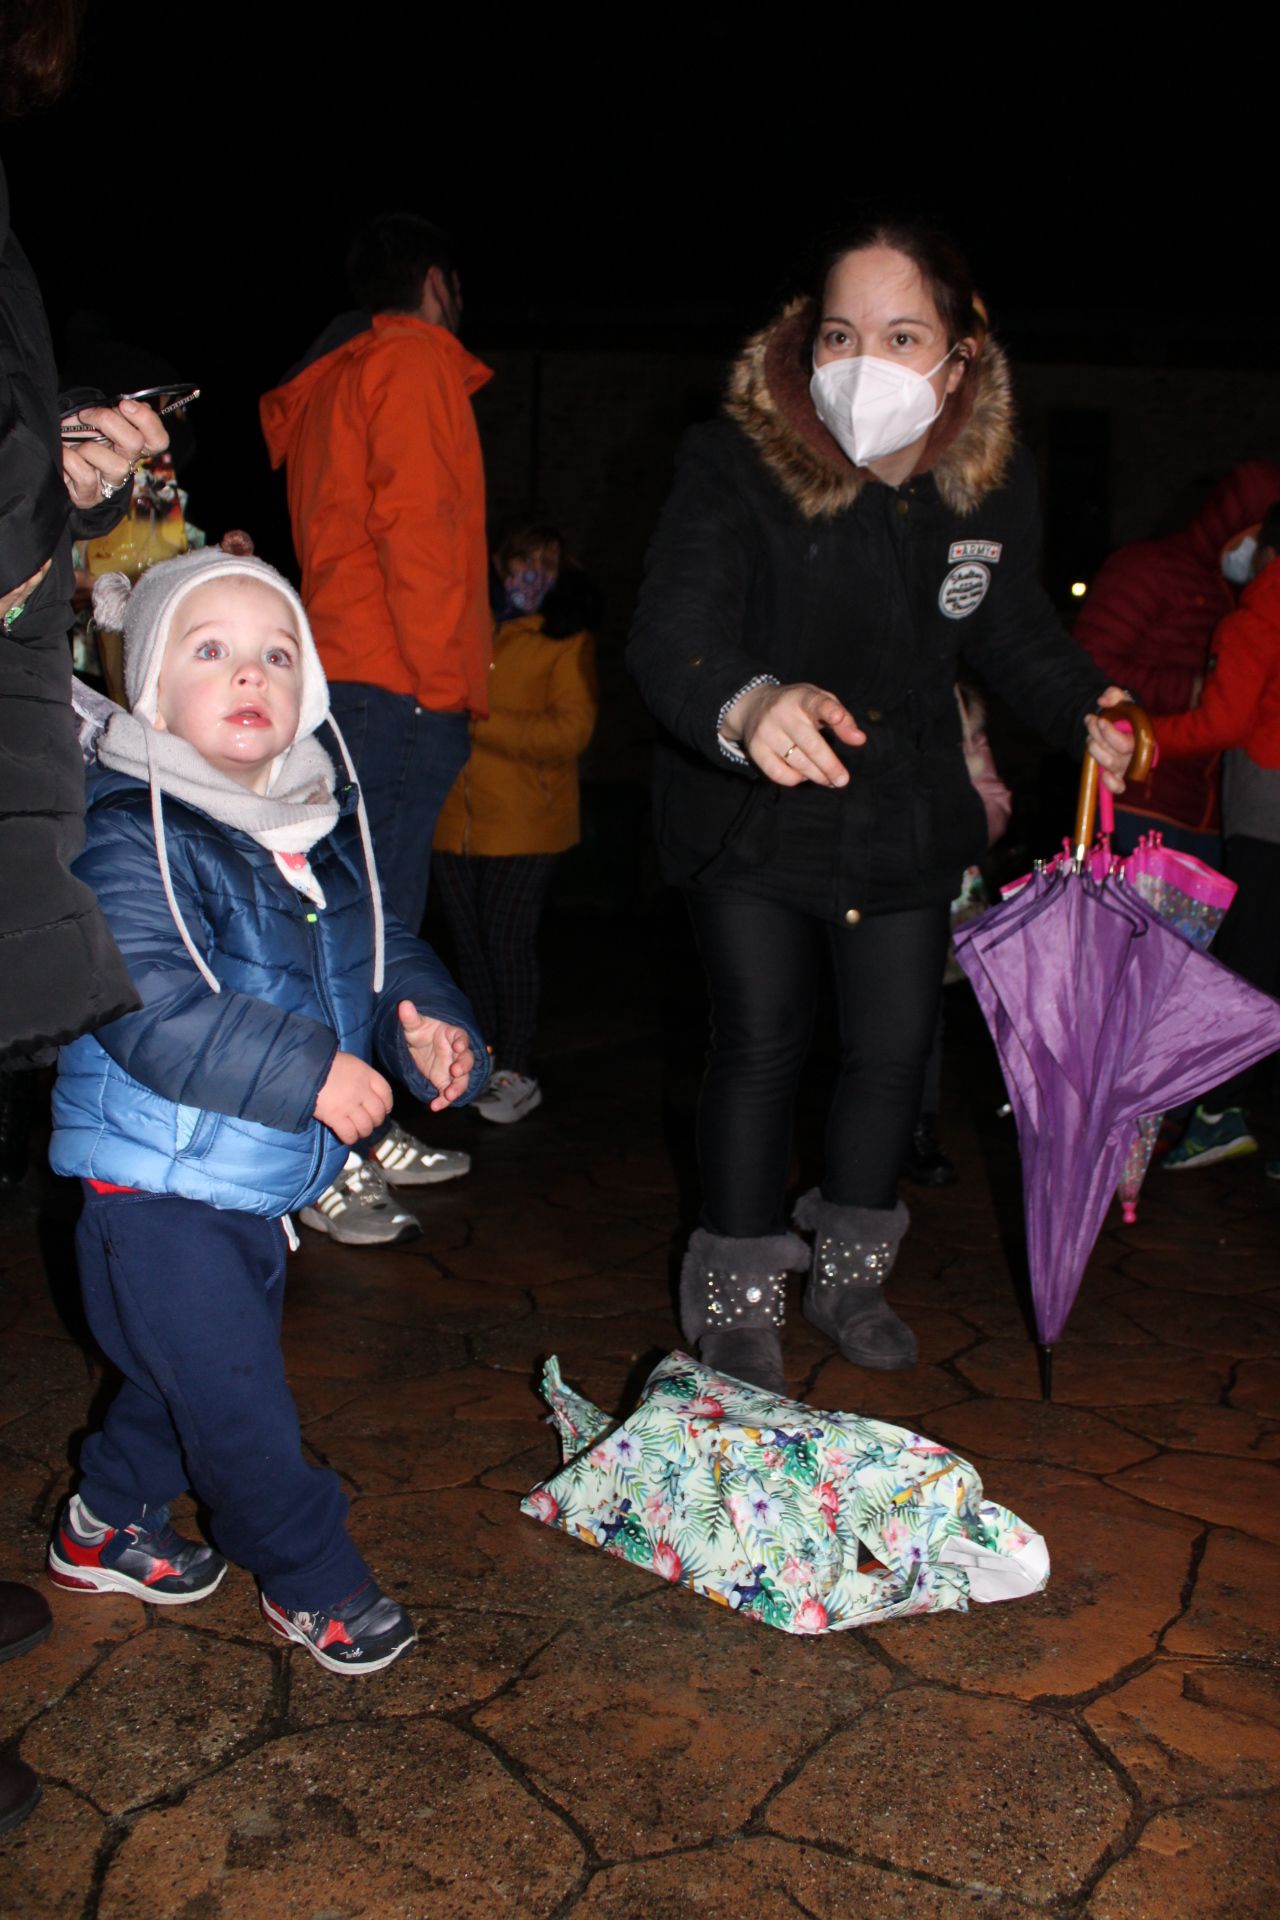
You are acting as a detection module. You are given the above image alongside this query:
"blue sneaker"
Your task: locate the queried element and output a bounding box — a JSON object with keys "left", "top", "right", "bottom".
{"left": 261, "top": 1581, "right": 416, "bottom": 1676}
{"left": 1163, "top": 1105, "right": 1257, "bottom": 1170}
{"left": 47, "top": 1495, "right": 227, "bottom": 1604}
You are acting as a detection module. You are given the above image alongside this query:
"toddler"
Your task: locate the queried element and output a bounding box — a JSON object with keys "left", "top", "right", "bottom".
{"left": 47, "top": 545, "right": 486, "bottom": 1675}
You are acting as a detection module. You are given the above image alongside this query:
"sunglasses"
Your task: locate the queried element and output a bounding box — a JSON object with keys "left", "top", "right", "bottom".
{"left": 60, "top": 383, "right": 201, "bottom": 443}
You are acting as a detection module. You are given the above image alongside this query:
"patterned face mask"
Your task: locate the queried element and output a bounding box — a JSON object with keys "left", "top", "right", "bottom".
{"left": 503, "top": 564, "right": 558, "bottom": 614}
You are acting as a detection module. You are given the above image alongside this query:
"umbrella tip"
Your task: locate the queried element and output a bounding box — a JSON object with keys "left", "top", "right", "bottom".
{"left": 1038, "top": 1344, "right": 1054, "bottom": 1402}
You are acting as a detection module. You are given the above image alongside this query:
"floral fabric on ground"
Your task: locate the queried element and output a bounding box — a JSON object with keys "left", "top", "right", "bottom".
{"left": 521, "top": 1354, "right": 1049, "bottom": 1635}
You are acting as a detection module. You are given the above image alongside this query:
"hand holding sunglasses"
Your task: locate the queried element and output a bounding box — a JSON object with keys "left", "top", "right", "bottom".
{"left": 59, "top": 390, "right": 177, "bottom": 511}
{"left": 60, "top": 383, "right": 200, "bottom": 443}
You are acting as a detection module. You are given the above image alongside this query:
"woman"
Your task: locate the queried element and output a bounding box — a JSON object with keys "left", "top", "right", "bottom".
{"left": 627, "top": 221, "right": 1134, "bottom": 1393}
{"left": 0, "top": 0, "right": 169, "bottom": 1840}
{"left": 0, "top": 17, "right": 170, "bottom": 1068}
{"left": 433, "top": 517, "right": 599, "bottom": 1123}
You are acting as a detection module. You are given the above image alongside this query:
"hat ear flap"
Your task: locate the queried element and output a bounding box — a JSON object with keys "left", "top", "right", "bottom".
{"left": 91, "top": 572, "right": 133, "bottom": 631}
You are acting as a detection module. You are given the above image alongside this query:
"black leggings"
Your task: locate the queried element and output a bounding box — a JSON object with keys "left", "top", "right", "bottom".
{"left": 685, "top": 889, "right": 950, "bottom": 1235}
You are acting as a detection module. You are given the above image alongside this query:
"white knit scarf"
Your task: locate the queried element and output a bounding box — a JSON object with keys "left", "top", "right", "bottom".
{"left": 96, "top": 712, "right": 340, "bottom": 852}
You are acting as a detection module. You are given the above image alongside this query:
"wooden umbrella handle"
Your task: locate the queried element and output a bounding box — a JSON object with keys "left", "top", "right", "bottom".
{"left": 1074, "top": 700, "right": 1156, "bottom": 858}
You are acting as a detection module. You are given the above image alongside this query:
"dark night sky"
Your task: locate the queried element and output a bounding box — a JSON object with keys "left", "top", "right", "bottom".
{"left": 4, "top": 20, "right": 1270, "bottom": 556}
{"left": 8, "top": 24, "right": 1270, "bottom": 369}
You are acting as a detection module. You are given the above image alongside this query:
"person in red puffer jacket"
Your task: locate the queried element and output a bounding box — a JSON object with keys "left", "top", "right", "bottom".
{"left": 1075, "top": 460, "right": 1280, "bottom": 858}
{"left": 1153, "top": 500, "right": 1280, "bottom": 1173}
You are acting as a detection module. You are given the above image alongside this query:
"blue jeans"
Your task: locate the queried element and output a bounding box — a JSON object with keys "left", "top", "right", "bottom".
{"left": 328, "top": 683, "right": 470, "bottom": 937}
{"left": 76, "top": 1188, "right": 371, "bottom": 1610}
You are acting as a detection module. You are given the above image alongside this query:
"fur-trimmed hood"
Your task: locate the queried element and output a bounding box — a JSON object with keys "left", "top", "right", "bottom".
{"left": 725, "top": 298, "right": 1016, "bottom": 522}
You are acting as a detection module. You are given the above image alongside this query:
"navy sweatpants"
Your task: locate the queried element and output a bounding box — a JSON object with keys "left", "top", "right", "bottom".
{"left": 75, "top": 1187, "right": 371, "bottom": 1611}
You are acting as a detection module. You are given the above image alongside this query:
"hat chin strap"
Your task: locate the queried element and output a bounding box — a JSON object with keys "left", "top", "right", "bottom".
{"left": 136, "top": 709, "right": 386, "bottom": 1002}
{"left": 143, "top": 727, "right": 222, "bottom": 994}
{"left": 324, "top": 711, "right": 386, "bottom": 994}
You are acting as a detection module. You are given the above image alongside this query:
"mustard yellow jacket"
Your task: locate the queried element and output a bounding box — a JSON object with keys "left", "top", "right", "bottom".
{"left": 433, "top": 614, "right": 598, "bottom": 856}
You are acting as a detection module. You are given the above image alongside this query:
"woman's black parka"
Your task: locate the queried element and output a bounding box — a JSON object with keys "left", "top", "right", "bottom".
{"left": 0, "top": 163, "right": 138, "bottom": 1064}
{"left": 627, "top": 301, "right": 1108, "bottom": 923}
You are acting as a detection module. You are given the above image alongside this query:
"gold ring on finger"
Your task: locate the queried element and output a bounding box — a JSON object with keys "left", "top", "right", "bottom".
{"left": 782, "top": 742, "right": 798, "bottom": 763}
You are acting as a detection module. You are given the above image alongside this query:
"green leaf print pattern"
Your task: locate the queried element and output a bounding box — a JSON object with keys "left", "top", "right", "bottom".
{"left": 521, "top": 1355, "right": 1050, "bottom": 1636}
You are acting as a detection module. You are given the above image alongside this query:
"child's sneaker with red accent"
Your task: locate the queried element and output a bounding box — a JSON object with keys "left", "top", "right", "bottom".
{"left": 260, "top": 1581, "right": 416, "bottom": 1675}
{"left": 47, "top": 1495, "right": 227, "bottom": 1604}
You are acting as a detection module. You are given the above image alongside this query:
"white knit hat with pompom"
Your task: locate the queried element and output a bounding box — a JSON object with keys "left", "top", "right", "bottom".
{"left": 91, "top": 546, "right": 329, "bottom": 740}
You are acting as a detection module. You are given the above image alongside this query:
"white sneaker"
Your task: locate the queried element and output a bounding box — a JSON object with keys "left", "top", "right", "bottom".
{"left": 474, "top": 1070, "right": 542, "bottom": 1126}
{"left": 371, "top": 1120, "right": 471, "bottom": 1187}
{"left": 299, "top": 1153, "right": 421, "bottom": 1246}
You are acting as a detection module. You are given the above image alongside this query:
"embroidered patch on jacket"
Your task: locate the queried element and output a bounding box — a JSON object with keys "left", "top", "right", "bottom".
{"left": 939, "top": 562, "right": 992, "bottom": 619}
{"left": 948, "top": 539, "right": 1003, "bottom": 564}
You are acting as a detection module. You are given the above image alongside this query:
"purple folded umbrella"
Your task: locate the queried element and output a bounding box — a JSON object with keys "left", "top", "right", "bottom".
{"left": 954, "top": 867, "right": 1280, "bottom": 1397}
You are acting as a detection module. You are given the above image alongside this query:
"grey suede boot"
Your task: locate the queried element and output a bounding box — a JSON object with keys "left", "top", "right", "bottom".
{"left": 793, "top": 1189, "right": 917, "bottom": 1370}
{"left": 678, "top": 1229, "right": 810, "bottom": 1395}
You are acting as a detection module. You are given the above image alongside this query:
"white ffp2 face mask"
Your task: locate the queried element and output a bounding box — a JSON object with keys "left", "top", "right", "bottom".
{"left": 810, "top": 346, "right": 958, "bottom": 468}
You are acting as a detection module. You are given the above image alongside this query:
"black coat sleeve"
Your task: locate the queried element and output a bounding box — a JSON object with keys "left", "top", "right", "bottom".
{"left": 627, "top": 426, "right": 776, "bottom": 773}
{"left": 959, "top": 452, "right": 1109, "bottom": 755}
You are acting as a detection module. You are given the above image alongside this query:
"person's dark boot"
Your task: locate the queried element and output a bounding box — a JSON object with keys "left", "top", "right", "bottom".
{"left": 0, "top": 1582, "right": 52, "bottom": 1663}
{"left": 0, "top": 1750, "right": 40, "bottom": 1835}
{"left": 678, "top": 1229, "right": 809, "bottom": 1395}
{"left": 794, "top": 1189, "right": 916, "bottom": 1369}
{"left": 901, "top": 1114, "right": 957, "bottom": 1187}
{"left": 0, "top": 1584, "right": 51, "bottom": 1836}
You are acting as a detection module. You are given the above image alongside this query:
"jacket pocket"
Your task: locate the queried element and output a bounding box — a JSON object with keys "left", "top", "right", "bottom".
{"left": 174, "top": 1103, "right": 219, "bottom": 1158}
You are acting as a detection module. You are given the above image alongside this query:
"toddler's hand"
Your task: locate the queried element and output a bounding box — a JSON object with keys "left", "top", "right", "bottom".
{"left": 314, "top": 1050, "right": 394, "bottom": 1145}
{"left": 398, "top": 1001, "right": 475, "bottom": 1111}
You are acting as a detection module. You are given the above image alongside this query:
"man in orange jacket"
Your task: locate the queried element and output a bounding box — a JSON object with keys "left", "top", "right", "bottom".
{"left": 261, "top": 214, "right": 493, "bottom": 1240}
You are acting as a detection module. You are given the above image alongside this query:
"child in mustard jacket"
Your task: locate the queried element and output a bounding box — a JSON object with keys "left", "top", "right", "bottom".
{"left": 432, "top": 519, "right": 599, "bottom": 1122}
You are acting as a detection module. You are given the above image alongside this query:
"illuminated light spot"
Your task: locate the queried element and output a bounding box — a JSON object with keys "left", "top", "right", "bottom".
{"left": 1070, "top": 581, "right": 1088, "bottom": 598}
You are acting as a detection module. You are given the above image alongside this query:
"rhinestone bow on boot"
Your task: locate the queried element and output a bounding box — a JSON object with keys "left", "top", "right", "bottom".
{"left": 793, "top": 1189, "right": 916, "bottom": 1370}
{"left": 678, "top": 1229, "right": 810, "bottom": 1394}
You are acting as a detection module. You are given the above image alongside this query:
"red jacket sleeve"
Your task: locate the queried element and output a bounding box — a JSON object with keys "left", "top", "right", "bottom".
{"left": 1154, "top": 567, "right": 1280, "bottom": 760}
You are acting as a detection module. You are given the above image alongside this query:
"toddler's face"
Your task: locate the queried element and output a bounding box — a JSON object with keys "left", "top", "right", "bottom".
{"left": 153, "top": 578, "right": 303, "bottom": 791}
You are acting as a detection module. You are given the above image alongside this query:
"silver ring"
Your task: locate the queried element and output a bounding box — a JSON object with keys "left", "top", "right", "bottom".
{"left": 98, "top": 474, "right": 121, "bottom": 500}
{"left": 782, "top": 742, "right": 798, "bottom": 763}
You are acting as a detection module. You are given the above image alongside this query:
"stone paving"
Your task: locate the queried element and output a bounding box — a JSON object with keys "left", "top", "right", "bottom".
{"left": 1, "top": 911, "right": 1278, "bottom": 1919}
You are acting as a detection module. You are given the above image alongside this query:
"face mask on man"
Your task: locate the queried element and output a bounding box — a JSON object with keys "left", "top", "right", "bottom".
{"left": 810, "top": 345, "right": 959, "bottom": 468}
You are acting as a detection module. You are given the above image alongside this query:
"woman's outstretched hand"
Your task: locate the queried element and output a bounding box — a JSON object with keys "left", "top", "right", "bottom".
{"left": 1084, "top": 685, "right": 1140, "bottom": 795}
{"left": 721, "top": 682, "right": 866, "bottom": 788}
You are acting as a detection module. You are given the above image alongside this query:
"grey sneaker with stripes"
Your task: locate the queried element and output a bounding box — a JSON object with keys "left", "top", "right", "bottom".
{"left": 299, "top": 1153, "right": 421, "bottom": 1246}
{"left": 370, "top": 1120, "right": 471, "bottom": 1187}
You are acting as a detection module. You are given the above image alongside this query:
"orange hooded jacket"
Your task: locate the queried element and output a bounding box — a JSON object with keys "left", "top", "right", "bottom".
{"left": 261, "top": 314, "right": 493, "bottom": 716}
